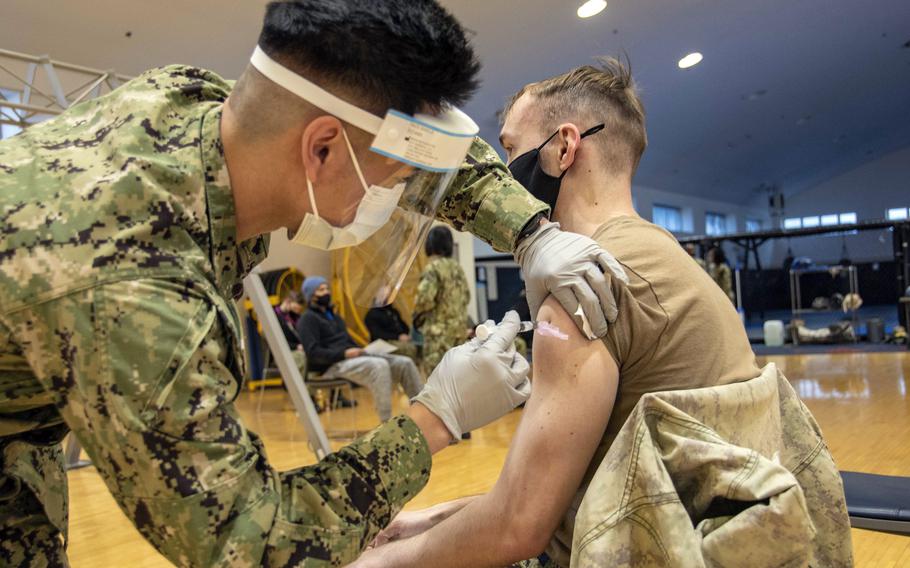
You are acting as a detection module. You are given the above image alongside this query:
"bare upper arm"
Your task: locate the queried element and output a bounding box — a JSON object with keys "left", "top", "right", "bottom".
{"left": 488, "top": 295, "right": 619, "bottom": 546}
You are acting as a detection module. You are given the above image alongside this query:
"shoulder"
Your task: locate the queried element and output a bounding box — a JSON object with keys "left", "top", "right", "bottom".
{"left": 132, "top": 65, "right": 233, "bottom": 102}
{"left": 535, "top": 297, "right": 607, "bottom": 356}
{"left": 441, "top": 257, "right": 464, "bottom": 275}
{"left": 300, "top": 310, "right": 321, "bottom": 324}
{"left": 533, "top": 296, "right": 618, "bottom": 383}
{"left": 423, "top": 259, "right": 443, "bottom": 274}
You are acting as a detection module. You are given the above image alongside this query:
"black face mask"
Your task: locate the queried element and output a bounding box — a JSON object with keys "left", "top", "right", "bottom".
{"left": 314, "top": 294, "right": 332, "bottom": 308}
{"left": 507, "top": 124, "right": 605, "bottom": 214}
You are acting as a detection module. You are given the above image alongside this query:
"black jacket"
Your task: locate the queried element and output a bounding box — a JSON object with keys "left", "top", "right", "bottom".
{"left": 365, "top": 305, "right": 410, "bottom": 342}
{"left": 274, "top": 307, "right": 301, "bottom": 350}
{"left": 295, "top": 307, "right": 358, "bottom": 373}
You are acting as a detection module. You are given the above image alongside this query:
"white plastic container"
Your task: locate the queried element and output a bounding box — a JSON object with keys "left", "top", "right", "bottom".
{"left": 763, "top": 320, "right": 785, "bottom": 347}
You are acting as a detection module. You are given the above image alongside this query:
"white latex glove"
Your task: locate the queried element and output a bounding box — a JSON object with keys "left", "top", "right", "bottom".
{"left": 412, "top": 311, "right": 530, "bottom": 440}
{"left": 515, "top": 222, "right": 628, "bottom": 339}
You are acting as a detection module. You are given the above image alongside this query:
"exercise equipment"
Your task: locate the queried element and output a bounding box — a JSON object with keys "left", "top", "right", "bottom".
{"left": 841, "top": 471, "right": 910, "bottom": 535}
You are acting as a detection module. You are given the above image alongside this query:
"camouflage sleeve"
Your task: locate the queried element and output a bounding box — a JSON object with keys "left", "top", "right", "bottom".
{"left": 435, "top": 137, "right": 549, "bottom": 253}
{"left": 6, "top": 278, "right": 430, "bottom": 566}
{"left": 413, "top": 264, "right": 440, "bottom": 317}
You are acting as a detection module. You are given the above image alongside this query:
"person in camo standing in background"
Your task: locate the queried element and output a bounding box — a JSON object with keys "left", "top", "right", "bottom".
{"left": 413, "top": 226, "right": 470, "bottom": 378}
{"left": 707, "top": 245, "right": 736, "bottom": 303}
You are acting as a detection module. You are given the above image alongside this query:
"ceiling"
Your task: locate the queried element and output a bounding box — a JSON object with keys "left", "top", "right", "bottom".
{"left": 3, "top": 0, "right": 909, "bottom": 205}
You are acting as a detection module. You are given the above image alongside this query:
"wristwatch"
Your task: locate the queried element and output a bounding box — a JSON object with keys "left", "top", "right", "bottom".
{"left": 515, "top": 211, "right": 548, "bottom": 247}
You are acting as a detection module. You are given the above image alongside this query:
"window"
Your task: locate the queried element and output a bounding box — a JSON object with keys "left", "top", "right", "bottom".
{"left": 652, "top": 204, "right": 683, "bottom": 232}
{"left": 887, "top": 207, "right": 909, "bottom": 221}
{"left": 783, "top": 218, "right": 801, "bottom": 230}
{"left": 802, "top": 216, "right": 820, "bottom": 228}
{"left": 705, "top": 212, "right": 727, "bottom": 236}
{"left": 0, "top": 88, "right": 23, "bottom": 139}
{"left": 745, "top": 218, "right": 762, "bottom": 233}
{"left": 839, "top": 212, "right": 857, "bottom": 224}
{"left": 820, "top": 214, "right": 839, "bottom": 226}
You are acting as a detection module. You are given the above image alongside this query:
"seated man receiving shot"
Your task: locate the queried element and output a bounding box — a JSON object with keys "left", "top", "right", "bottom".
{"left": 352, "top": 59, "right": 762, "bottom": 567}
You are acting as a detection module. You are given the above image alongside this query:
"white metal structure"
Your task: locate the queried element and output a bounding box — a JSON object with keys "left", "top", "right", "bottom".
{"left": 0, "top": 48, "right": 130, "bottom": 134}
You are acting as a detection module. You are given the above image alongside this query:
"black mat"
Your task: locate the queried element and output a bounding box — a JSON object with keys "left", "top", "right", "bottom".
{"left": 841, "top": 471, "right": 910, "bottom": 535}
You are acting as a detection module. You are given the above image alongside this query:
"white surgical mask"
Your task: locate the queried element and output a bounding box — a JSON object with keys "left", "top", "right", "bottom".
{"left": 290, "top": 128, "right": 404, "bottom": 250}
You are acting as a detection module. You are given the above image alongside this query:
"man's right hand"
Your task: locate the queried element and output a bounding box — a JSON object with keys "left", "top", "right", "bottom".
{"left": 345, "top": 347, "right": 364, "bottom": 358}
{"left": 411, "top": 311, "right": 531, "bottom": 440}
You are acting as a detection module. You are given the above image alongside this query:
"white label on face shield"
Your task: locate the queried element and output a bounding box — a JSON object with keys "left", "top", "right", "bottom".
{"left": 371, "top": 111, "right": 475, "bottom": 172}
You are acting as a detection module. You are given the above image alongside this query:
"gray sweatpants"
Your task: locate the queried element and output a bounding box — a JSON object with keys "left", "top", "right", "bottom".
{"left": 321, "top": 354, "right": 424, "bottom": 421}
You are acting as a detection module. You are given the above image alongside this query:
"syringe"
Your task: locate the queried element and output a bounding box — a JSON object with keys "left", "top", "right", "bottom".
{"left": 475, "top": 320, "right": 569, "bottom": 341}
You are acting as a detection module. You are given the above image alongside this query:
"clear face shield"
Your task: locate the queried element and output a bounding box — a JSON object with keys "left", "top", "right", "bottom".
{"left": 250, "top": 47, "right": 478, "bottom": 307}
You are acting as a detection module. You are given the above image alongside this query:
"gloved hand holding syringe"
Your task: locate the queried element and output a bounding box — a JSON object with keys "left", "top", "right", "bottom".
{"left": 475, "top": 320, "right": 568, "bottom": 341}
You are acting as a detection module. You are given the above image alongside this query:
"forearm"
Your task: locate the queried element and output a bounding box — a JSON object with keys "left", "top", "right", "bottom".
{"left": 359, "top": 493, "right": 532, "bottom": 567}
{"left": 296, "top": 415, "right": 432, "bottom": 529}
{"left": 406, "top": 402, "right": 455, "bottom": 453}
{"left": 419, "top": 495, "right": 479, "bottom": 525}
{"left": 435, "top": 137, "right": 548, "bottom": 252}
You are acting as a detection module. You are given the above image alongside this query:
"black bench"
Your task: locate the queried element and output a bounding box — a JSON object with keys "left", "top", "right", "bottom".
{"left": 841, "top": 471, "right": 910, "bottom": 535}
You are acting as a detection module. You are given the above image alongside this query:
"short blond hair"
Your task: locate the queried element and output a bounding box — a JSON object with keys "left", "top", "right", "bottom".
{"left": 505, "top": 57, "right": 647, "bottom": 175}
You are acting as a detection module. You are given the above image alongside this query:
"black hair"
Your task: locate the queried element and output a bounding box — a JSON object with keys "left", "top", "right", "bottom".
{"left": 709, "top": 245, "right": 728, "bottom": 265}
{"left": 258, "top": 0, "right": 481, "bottom": 115}
{"left": 425, "top": 226, "right": 454, "bottom": 257}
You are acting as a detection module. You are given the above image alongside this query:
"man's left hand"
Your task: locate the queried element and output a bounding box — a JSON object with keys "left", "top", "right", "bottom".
{"left": 515, "top": 222, "right": 628, "bottom": 339}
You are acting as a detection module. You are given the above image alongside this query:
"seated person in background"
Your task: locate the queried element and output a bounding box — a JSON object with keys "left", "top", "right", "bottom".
{"left": 296, "top": 276, "right": 423, "bottom": 422}
{"left": 274, "top": 291, "right": 304, "bottom": 351}
{"left": 707, "top": 245, "right": 736, "bottom": 303}
{"left": 413, "top": 226, "right": 470, "bottom": 376}
{"left": 365, "top": 300, "right": 419, "bottom": 361}
{"left": 274, "top": 291, "right": 355, "bottom": 409}
{"left": 355, "top": 58, "right": 761, "bottom": 568}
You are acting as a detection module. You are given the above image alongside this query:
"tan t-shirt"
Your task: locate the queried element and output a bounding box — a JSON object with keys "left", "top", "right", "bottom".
{"left": 547, "top": 215, "right": 761, "bottom": 566}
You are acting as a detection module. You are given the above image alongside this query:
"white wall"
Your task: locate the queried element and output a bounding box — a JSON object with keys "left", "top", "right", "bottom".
{"left": 632, "top": 184, "right": 769, "bottom": 239}
{"left": 768, "top": 145, "right": 910, "bottom": 266}
{"left": 451, "top": 228, "right": 479, "bottom": 323}
{"left": 257, "top": 229, "right": 331, "bottom": 277}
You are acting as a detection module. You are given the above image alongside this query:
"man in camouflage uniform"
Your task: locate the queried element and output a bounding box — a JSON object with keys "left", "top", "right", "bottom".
{"left": 413, "top": 227, "right": 470, "bottom": 376}
{"left": 0, "top": 1, "right": 624, "bottom": 566}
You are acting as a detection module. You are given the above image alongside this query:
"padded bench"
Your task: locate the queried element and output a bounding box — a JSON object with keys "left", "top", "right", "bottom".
{"left": 841, "top": 471, "right": 910, "bottom": 535}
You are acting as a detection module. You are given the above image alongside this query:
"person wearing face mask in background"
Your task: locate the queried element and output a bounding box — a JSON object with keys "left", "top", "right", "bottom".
{"left": 296, "top": 276, "right": 423, "bottom": 422}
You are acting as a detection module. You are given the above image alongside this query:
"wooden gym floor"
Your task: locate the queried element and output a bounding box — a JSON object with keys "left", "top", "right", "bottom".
{"left": 65, "top": 352, "right": 910, "bottom": 567}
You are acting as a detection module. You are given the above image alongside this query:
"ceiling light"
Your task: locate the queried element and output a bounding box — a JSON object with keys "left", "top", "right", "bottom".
{"left": 678, "top": 52, "right": 703, "bottom": 69}
{"left": 577, "top": 0, "right": 607, "bottom": 18}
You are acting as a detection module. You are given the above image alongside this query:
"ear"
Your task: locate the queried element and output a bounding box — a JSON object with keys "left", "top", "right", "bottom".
{"left": 300, "top": 115, "right": 344, "bottom": 184}
{"left": 555, "top": 123, "right": 582, "bottom": 172}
